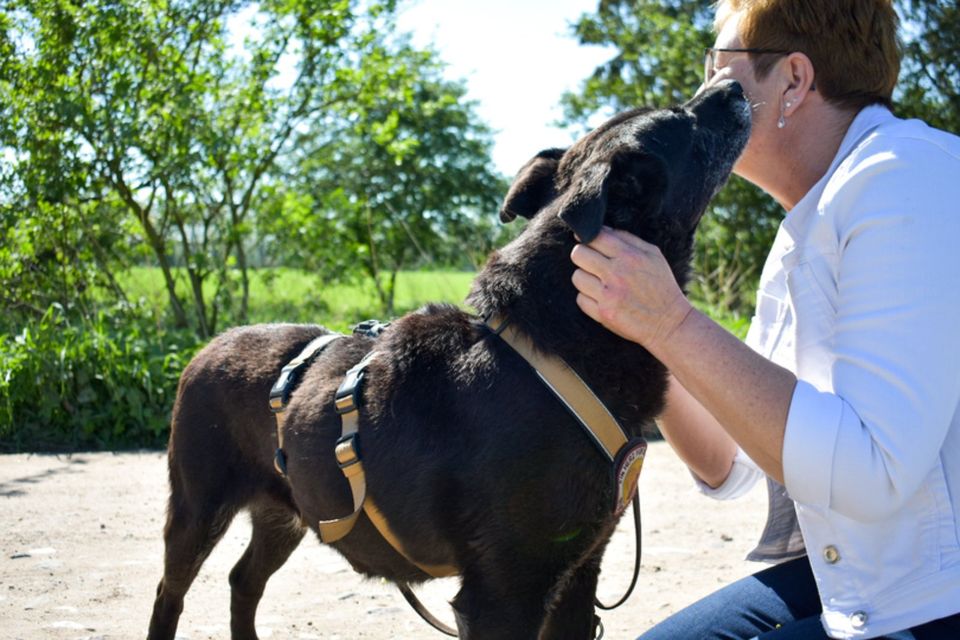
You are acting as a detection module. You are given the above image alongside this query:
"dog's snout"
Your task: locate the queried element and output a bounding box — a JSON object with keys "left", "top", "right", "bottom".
{"left": 717, "top": 79, "right": 744, "bottom": 102}
{"left": 691, "top": 79, "right": 745, "bottom": 111}
{"left": 685, "top": 79, "right": 750, "bottom": 132}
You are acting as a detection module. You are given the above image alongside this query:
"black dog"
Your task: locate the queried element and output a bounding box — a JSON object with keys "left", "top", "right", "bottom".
{"left": 147, "top": 80, "right": 750, "bottom": 640}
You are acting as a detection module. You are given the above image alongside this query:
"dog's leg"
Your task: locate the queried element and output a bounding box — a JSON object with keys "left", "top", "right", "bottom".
{"left": 147, "top": 499, "right": 239, "bottom": 640}
{"left": 539, "top": 555, "right": 602, "bottom": 640}
{"left": 228, "top": 501, "right": 306, "bottom": 640}
{"left": 452, "top": 564, "right": 560, "bottom": 640}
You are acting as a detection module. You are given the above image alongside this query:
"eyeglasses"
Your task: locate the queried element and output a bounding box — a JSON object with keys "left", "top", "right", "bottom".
{"left": 703, "top": 47, "right": 790, "bottom": 84}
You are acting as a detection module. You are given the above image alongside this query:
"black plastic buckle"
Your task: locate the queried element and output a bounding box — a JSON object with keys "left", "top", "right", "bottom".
{"left": 335, "top": 363, "right": 366, "bottom": 414}
{"left": 334, "top": 433, "right": 361, "bottom": 469}
{"left": 352, "top": 319, "right": 391, "bottom": 338}
{"left": 269, "top": 366, "right": 297, "bottom": 412}
{"left": 484, "top": 314, "right": 511, "bottom": 336}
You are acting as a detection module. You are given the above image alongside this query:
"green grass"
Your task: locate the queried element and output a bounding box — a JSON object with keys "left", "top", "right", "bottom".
{"left": 118, "top": 266, "right": 747, "bottom": 336}
{"left": 118, "top": 267, "right": 477, "bottom": 332}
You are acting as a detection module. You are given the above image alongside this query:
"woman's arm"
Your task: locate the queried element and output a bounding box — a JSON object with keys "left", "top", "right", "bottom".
{"left": 658, "top": 375, "right": 739, "bottom": 489}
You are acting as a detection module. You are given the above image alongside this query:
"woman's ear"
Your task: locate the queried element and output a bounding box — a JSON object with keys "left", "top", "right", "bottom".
{"left": 499, "top": 148, "right": 565, "bottom": 223}
{"left": 782, "top": 51, "right": 816, "bottom": 115}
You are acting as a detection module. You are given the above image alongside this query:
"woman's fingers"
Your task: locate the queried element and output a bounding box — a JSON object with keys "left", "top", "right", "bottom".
{"left": 569, "top": 224, "right": 692, "bottom": 349}
{"left": 571, "top": 267, "right": 605, "bottom": 302}
{"left": 609, "top": 227, "right": 655, "bottom": 252}
{"left": 575, "top": 292, "right": 601, "bottom": 322}
{"left": 570, "top": 242, "right": 609, "bottom": 276}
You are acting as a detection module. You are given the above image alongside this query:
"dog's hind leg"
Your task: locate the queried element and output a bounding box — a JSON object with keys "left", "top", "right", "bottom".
{"left": 228, "top": 499, "right": 305, "bottom": 640}
{"left": 147, "top": 496, "right": 239, "bottom": 640}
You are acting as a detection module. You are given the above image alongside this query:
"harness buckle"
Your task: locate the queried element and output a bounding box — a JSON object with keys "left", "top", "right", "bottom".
{"left": 335, "top": 354, "right": 375, "bottom": 414}
{"left": 352, "top": 319, "right": 391, "bottom": 338}
{"left": 335, "top": 381, "right": 360, "bottom": 414}
{"left": 269, "top": 367, "right": 296, "bottom": 412}
{"left": 334, "top": 433, "right": 361, "bottom": 469}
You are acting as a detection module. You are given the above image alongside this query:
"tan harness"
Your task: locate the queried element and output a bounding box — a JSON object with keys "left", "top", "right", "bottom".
{"left": 270, "top": 316, "right": 646, "bottom": 634}
{"left": 269, "top": 332, "right": 457, "bottom": 577}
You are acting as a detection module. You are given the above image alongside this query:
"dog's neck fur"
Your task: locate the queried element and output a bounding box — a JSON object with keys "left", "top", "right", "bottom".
{"left": 467, "top": 212, "right": 679, "bottom": 433}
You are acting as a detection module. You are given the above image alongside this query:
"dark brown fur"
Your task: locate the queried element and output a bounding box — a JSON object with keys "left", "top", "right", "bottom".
{"left": 148, "top": 81, "right": 751, "bottom": 640}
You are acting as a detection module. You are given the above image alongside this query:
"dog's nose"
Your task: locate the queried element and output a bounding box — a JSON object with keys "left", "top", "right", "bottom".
{"left": 686, "top": 79, "right": 748, "bottom": 124}
{"left": 720, "top": 79, "right": 744, "bottom": 101}
{"left": 705, "top": 79, "right": 745, "bottom": 105}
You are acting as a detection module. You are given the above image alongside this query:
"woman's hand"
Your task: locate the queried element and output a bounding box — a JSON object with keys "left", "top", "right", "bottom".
{"left": 572, "top": 225, "right": 794, "bottom": 484}
{"left": 570, "top": 226, "right": 694, "bottom": 355}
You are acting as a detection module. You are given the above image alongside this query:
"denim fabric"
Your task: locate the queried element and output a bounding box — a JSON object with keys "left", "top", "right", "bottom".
{"left": 637, "top": 556, "right": 960, "bottom": 639}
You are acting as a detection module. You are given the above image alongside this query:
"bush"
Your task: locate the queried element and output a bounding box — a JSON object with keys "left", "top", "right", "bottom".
{"left": 0, "top": 303, "right": 200, "bottom": 452}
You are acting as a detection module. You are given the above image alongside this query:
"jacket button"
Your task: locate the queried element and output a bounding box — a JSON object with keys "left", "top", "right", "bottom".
{"left": 823, "top": 545, "right": 840, "bottom": 564}
{"left": 850, "top": 611, "right": 868, "bottom": 628}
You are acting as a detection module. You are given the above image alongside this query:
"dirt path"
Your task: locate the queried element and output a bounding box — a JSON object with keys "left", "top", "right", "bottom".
{"left": 0, "top": 441, "right": 767, "bottom": 639}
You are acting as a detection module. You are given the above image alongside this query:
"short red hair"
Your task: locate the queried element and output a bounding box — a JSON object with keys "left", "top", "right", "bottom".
{"left": 716, "top": 0, "right": 901, "bottom": 110}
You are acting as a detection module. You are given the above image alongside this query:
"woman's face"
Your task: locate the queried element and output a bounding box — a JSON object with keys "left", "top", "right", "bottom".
{"left": 707, "top": 11, "right": 783, "bottom": 182}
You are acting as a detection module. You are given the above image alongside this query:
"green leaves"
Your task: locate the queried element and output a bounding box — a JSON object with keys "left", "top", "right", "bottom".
{"left": 897, "top": 1, "right": 959, "bottom": 132}
{"left": 561, "top": 0, "right": 713, "bottom": 124}
{"left": 265, "top": 30, "right": 505, "bottom": 313}
{"left": 0, "top": 302, "right": 199, "bottom": 451}
{"left": 2, "top": 0, "right": 506, "bottom": 448}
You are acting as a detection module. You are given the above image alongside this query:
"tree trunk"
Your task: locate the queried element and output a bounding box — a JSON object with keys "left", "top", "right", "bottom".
{"left": 113, "top": 176, "right": 190, "bottom": 329}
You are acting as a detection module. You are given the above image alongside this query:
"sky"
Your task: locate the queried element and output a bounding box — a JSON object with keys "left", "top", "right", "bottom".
{"left": 394, "top": 0, "right": 616, "bottom": 176}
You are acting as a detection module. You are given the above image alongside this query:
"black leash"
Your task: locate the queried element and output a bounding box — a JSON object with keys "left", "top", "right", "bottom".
{"left": 398, "top": 583, "right": 458, "bottom": 637}
{"left": 595, "top": 493, "right": 642, "bottom": 611}
{"left": 397, "top": 493, "right": 640, "bottom": 638}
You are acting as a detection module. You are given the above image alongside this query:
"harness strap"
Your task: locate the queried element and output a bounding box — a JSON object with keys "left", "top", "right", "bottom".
{"left": 317, "top": 350, "right": 376, "bottom": 543}
{"left": 487, "top": 313, "right": 645, "bottom": 618}
{"left": 270, "top": 333, "right": 344, "bottom": 475}
{"left": 318, "top": 350, "right": 458, "bottom": 577}
{"left": 485, "top": 315, "right": 628, "bottom": 461}
{"left": 366, "top": 498, "right": 458, "bottom": 577}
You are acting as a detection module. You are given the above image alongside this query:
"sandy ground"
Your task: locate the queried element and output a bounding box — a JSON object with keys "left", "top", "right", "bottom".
{"left": 0, "top": 441, "right": 768, "bottom": 639}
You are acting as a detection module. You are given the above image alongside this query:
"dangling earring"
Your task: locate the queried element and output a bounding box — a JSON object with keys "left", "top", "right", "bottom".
{"left": 778, "top": 100, "right": 792, "bottom": 129}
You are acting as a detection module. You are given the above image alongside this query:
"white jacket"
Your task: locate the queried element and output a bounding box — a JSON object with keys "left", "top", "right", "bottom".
{"left": 701, "top": 105, "right": 960, "bottom": 639}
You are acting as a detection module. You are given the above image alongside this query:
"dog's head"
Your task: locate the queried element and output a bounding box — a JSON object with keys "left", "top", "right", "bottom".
{"left": 499, "top": 80, "right": 751, "bottom": 244}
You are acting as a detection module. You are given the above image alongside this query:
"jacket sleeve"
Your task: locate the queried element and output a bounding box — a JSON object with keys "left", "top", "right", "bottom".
{"left": 692, "top": 447, "right": 764, "bottom": 500}
{"left": 782, "top": 137, "right": 960, "bottom": 522}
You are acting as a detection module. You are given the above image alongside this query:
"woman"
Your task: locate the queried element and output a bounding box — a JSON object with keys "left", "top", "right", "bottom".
{"left": 570, "top": 1, "right": 960, "bottom": 638}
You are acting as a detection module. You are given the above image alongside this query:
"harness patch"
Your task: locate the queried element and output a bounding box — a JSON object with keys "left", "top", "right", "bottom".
{"left": 613, "top": 437, "right": 647, "bottom": 516}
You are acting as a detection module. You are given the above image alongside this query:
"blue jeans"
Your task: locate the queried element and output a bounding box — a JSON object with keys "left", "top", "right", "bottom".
{"left": 637, "top": 556, "right": 960, "bottom": 639}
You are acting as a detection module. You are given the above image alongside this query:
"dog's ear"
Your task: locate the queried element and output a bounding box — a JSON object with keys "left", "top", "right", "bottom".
{"left": 499, "top": 148, "right": 565, "bottom": 223}
{"left": 558, "top": 152, "right": 669, "bottom": 242}
{"left": 556, "top": 162, "right": 612, "bottom": 243}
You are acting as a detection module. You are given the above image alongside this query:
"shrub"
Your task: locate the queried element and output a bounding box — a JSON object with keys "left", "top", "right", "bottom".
{"left": 0, "top": 303, "right": 200, "bottom": 452}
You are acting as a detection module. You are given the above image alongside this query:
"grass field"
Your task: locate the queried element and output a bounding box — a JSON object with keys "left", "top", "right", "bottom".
{"left": 118, "top": 266, "right": 748, "bottom": 337}
{"left": 118, "top": 267, "right": 477, "bottom": 332}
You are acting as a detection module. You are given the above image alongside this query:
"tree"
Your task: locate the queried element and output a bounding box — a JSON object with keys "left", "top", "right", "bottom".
{"left": 261, "top": 34, "right": 507, "bottom": 314}
{"left": 897, "top": 1, "right": 959, "bottom": 132}
{"left": 2, "top": 0, "right": 399, "bottom": 338}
